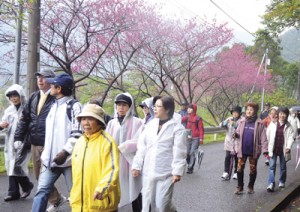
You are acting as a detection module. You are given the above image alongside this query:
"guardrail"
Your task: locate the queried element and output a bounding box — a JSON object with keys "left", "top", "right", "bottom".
{"left": 204, "top": 126, "right": 226, "bottom": 141}
{"left": 0, "top": 127, "right": 226, "bottom": 149}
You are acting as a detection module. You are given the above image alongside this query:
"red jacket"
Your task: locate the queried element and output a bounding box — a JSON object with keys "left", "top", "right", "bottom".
{"left": 182, "top": 103, "right": 204, "bottom": 140}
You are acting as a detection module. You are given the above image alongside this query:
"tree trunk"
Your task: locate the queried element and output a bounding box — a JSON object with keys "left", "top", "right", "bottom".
{"left": 26, "top": 0, "right": 40, "bottom": 97}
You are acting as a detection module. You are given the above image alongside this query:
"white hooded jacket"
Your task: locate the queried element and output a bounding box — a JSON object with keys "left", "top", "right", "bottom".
{"left": 106, "top": 92, "right": 144, "bottom": 208}
{"left": 1, "top": 84, "right": 30, "bottom": 176}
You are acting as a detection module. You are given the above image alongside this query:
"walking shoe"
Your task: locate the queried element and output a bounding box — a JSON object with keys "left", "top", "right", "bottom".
{"left": 221, "top": 172, "right": 229, "bottom": 180}
{"left": 247, "top": 187, "right": 255, "bottom": 194}
{"left": 21, "top": 183, "right": 34, "bottom": 199}
{"left": 265, "top": 159, "right": 269, "bottom": 166}
{"left": 232, "top": 173, "right": 238, "bottom": 180}
{"left": 4, "top": 195, "right": 20, "bottom": 202}
{"left": 267, "top": 183, "right": 274, "bottom": 192}
{"left": 46, "top": 195, "right": 67, "bottom": 212}
{"left": 187, "top": 168, "right": 193, "bottom": 174}
{"left": 279, "top": 182, "right": 285, "bottom": 188}
{"left": 234, "top": 187, "right": 243, "bottom": 195}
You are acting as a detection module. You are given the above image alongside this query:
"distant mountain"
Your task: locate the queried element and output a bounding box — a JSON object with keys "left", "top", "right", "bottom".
{"left": 280, "top": 28, "right": 300, "bottom": 63}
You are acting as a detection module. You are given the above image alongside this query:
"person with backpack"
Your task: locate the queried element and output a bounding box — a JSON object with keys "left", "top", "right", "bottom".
{"left": 182, "top": 103, "right": 204, "bottom": 174}
{"left": 220, "top": 106, "right": 242, "bottom": 180}
{"left": 14, "top": 69, "right": 68, "bottom": 211}
{"left": 32, "top": 73, "right": 82, "bottom": 211}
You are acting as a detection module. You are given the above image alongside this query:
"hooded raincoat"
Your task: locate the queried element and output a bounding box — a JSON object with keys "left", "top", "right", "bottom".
{"left": 140, "top": 97, "right": 154, "bottom": 125}
{"left": 1, "top": 84, "right": 31, "bottom": 176}
{"left": 181, "top": 104, "right": 204, "bottom": 140}
{"left": 70, "top": 130, "right": 120, "bottom": 212}
{"left": 132, "top": 117, "right": 187, "bottom": 211}
{"left": 106, "top": 92, "right": 144, "bottom": 208}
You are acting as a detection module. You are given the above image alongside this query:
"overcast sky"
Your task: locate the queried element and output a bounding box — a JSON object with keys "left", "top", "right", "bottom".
{"left": 146, "top": 0, "right": 271, "bottom": 45}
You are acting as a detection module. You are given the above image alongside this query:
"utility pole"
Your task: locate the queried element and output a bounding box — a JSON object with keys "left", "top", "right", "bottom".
{"left": 261, "top": 48, "right": 268, "bottom": 110}
{"left": 26, "top": 0, "right": 40, "bottom": 97}
{"left": 14, "top": 1, "right": 23, "bottom": 84}
{"left": 297, "top": 58, "right": 300, "bottom": 101}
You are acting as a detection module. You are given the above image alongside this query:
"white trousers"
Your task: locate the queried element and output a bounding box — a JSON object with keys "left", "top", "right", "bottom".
{"left": 142, "top": 176, "right": 176, "bottom": 212}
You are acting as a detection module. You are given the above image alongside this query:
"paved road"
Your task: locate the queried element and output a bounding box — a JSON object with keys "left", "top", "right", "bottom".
{"left": 0, "top": 141, "right": 300, "bottom": 212}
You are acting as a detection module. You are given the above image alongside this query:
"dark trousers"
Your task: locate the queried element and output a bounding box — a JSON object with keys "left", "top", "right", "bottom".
{"left": 8, "top": 176, "right": 33, "bottom": 197}
{"left": 132, "top": 193, "right": 142, "bottom": 212}
{"left": 224, "top": 151, "right": 238, "bottom": 174}
{"left": 237, "top": 156, "right": 258, "bottom": 190}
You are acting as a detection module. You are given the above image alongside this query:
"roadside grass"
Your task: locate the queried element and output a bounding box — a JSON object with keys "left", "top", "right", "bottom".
{"left": 0, "top": 149, "right": 33, "bottom": 174}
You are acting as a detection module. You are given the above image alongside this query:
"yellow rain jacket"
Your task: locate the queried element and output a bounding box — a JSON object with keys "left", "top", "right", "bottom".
{"left": 70, "top": 130, "right": 120, "bottom": 212}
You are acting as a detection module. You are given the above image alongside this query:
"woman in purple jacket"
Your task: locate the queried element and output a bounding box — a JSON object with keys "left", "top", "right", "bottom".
{"left": 233, "top": 102, "right": 268, "bottom": 195}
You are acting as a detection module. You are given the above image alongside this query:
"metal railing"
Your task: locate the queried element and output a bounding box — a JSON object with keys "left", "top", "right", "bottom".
{"left": 0, "top": 127, "right": 226, "bottom": 149}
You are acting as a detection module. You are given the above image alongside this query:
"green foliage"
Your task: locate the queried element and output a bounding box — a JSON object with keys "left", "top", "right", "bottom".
{"left": 246, "top": 89, "right": 299, "bottom": 111}
{"left": 263, "top": 0, "right": 300, "bottom": 35}
{"left": 0, "top": 149, "right": 33, "bottom": 174}
{"left": 0, "top": 149, "right": 5, "bottom": 173}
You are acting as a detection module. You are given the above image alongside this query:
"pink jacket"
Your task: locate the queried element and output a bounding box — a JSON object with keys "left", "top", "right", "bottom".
{"left": 235, "top": 117, "right": 268, "bottom": 159}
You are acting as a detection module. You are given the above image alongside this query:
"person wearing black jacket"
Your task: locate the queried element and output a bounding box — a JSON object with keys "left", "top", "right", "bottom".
{"left": 14, "top": 69, "right": 67, "bottom": 211}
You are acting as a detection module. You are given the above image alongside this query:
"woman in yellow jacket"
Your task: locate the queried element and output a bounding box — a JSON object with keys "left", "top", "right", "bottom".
{"left": 70, "top": 103, "right": 120, "bottom": 212}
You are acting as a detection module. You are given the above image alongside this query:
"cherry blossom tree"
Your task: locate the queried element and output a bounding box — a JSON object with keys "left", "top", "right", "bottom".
{"left": 200, "top": 44, "right": 272, "bottom": 124}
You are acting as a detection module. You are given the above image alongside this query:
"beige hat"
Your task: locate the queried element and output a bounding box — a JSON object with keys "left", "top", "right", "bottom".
{"left": 76, "top": 103, "right": 106, "bottom": 126}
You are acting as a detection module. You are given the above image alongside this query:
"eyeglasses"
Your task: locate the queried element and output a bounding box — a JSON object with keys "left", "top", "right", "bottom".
{"left": 153, "top": 105, "right": 163, "bottom": 109}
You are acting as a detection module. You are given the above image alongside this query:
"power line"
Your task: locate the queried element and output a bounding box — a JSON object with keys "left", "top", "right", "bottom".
{"left": 209, "top": 0, "right": 255, "bottom": 38}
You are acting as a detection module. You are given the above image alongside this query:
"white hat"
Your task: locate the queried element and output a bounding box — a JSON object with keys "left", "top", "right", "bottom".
{"left": 76, "top": 104, "right": 106, "bottom": 126}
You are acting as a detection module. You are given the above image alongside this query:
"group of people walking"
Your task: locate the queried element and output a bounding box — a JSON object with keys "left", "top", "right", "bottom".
{"left": 0, "top": 70, "right": 189, "bottom": 212}
{"left": 1, "top": 69, "right": 299, "bottom": 211}
{"left": 220, "top": 102, "right": 298, "bottom": 195}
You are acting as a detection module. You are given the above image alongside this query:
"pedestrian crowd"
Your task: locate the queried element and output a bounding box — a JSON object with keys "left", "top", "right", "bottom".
{"left": 0, "top": 69, "right": 299, "bottom": 211}
{"left": 219, "top": 102, "right": 299, "bottom": 195}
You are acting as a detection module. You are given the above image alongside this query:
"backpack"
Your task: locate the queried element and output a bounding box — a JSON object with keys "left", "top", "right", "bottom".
{"left": 188, "top": 116, "right": 202, "bottom": 128}
{"left": 66, "top": 99, "right": 78, "bottom": 122}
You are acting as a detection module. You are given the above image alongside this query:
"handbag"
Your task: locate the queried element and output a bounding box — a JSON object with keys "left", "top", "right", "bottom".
{"left": 285, "top": 152, "right": 291, "bottom": 162}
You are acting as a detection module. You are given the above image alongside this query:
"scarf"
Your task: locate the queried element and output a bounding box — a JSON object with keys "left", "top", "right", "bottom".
{"left": 245, "top": 114, "right": 257, "bottom": 123}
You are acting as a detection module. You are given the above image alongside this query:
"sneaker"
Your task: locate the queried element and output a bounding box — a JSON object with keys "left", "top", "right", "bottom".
{"left": 187, "top": 168, "right": 193, "bottom": 174}
{"left": 279, "top": 182, "right": 285, "bottom": 188}
{"left": 267, "top": 184, "right": 274, "bottom": 192}
{"left": 265, "top": 159, "right": 269, "bottom": 166}
{"left": 46, "top": 195, "right": 67, "bottom": 212}
{"left": 248, "top": 187, "right": 255, "bottom": 194}
{"left": 221, "top": 172, "right": 229, "bottom": 180}
{"left": 232, "top": 173, "right": 238, "bottom": 180}
{"left": 234, "top": 187, "right": 243, "bottom": 195}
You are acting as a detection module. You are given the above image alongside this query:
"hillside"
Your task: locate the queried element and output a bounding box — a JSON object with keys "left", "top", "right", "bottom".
{"left": 280, "top": 28, "right": 300, "bottom": 63}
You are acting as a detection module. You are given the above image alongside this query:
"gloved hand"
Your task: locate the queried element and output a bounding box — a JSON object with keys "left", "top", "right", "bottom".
{"left": 14, "top": 141, "right": 23, "bottom": 150}
{"left": 53, "top": 150, "right": 70, "bottom": 165}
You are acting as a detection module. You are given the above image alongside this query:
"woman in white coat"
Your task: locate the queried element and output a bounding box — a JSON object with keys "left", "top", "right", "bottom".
{"left": 266, "top": 107, "right": 294, "bottom": 192}
{"left": 0, "top": 84, "right": 33, "bottom": 201}
{"left": 132, "top": 96, "right": 187, "bottom": 212}
{"left": 106, "top": 92, "right": 144, "bottom": 211}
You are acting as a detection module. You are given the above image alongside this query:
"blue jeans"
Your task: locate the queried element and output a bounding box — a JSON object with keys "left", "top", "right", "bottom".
{"left": 186, "top": 138, "right": 199, "bottom": 170}
{"left": 268, "top": 154, "right": 286, "bottom": 185}
{"left": 32, "top": 165, "right": 72, "bottom": 212}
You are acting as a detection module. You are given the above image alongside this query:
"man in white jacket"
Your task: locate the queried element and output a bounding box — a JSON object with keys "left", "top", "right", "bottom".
{"left": 32, "top": 73, "right": 82, "bottom": 212}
